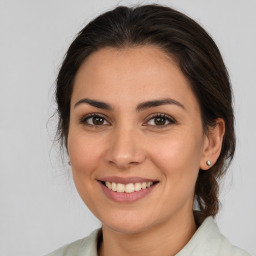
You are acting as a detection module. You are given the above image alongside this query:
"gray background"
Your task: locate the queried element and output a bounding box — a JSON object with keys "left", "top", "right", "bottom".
{"left": 0, "top": 0, "right": 255, "bottom": 255}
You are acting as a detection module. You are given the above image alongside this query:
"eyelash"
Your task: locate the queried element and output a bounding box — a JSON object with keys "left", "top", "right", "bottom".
{"left": 79, "top": 113, "right": 108, "bottom": 127}
{"left": 79, "top": 113, "right": 176, "bottom": 128}
{"left": 145, "top": 113, "right": 176, "bottom": 127}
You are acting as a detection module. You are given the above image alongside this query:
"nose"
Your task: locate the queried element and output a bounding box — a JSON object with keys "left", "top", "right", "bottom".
{"left": 104, "top": 126, "right": 146, "bottom": 169}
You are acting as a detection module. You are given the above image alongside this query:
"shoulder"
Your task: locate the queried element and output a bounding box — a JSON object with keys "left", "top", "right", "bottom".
{"left": 217, "top": 237, "right": 250, "bottom": 256}
{"left": 44, "top": 229, "right": 100, "bottom": 256}
{"left": 176, "top": 217, "right": 251, "bottom": 256}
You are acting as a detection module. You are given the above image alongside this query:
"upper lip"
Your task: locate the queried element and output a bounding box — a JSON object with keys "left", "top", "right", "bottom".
{"left": 98, "top": 176, "right": 158, "bottom": 184}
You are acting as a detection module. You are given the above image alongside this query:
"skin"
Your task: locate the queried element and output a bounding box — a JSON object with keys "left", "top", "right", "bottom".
{"left": 68, "top": 46, "right": 225, "bottom": 256}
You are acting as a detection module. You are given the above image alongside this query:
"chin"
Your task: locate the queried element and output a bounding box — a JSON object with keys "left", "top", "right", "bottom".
{"left": 101, "top": 215, "right": 156, "bottom": 235}
{"left": 104, "top": 224, "right": 149, "bottom": 235}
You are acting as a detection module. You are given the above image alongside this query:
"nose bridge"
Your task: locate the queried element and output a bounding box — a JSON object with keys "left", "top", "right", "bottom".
{"left": 105, "top": 123, "right": 145, "bottom": 168}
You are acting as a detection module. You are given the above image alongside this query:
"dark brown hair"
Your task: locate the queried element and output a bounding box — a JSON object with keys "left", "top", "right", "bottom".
{"left": 55, "top": 4, "right": 235, "bottom": 220}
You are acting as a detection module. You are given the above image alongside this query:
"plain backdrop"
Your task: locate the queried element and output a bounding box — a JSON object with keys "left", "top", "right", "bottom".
{"left": 0, "top": 0, "right": 255, "bottom": 255}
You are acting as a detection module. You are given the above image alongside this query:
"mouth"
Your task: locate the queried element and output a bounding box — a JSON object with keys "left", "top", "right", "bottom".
{"left": 97, "top": 177, "right": 159, "bottom": 202}
{"left": 98, "top": 179, "right": 159, "bottom": 193}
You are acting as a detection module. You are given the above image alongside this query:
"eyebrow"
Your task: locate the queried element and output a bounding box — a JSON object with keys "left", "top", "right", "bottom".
{"left": 74, "top": 98, "right": 113, "bottom": 110}
{"left": 74, "top": 98, "right": 185, "bottom": 111}
{"left": 136, "top": 98, "right": 185, "bottom": 111}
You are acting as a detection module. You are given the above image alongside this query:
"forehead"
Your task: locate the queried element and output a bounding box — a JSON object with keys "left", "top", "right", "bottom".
{"left": 71, "top": 46, "right": 199, "bottom": 112}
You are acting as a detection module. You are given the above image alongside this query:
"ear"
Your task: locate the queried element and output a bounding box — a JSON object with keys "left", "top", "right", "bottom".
{"left": 200, "top": 118, "right": 225, "bottom": 170}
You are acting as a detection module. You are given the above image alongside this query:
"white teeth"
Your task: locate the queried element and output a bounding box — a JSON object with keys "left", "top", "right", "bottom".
{"left": 134, "top": 182, "right": 142, "bottom": 191}
{"left": 147, "top": 182, "right": 153, "bottom": 187}
{"left": 112, "top": 182, "right": 117, "bottom": 192}
{"left": 106, "top": 181, "right": 111, "bottom": 189}
{"left": 125, "top": 183, "right": 135, "bottom": 193}
{"left": 104, "top": 181, "right": 155, "bottom": 193}
{"left": 116, "top": 183, "right": 125, "bottom": 192}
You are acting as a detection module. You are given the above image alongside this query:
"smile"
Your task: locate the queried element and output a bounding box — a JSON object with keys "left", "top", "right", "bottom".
{"left": 97, "top": 177, "right": 159, "bottom": 202}
{"left": 104, "top": 181, "right": 154, "bottom": 193}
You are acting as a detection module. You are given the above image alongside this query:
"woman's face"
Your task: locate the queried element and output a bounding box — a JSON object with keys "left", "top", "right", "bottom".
{"left": 68, "top": 46, "right": 209, "bottom": 233}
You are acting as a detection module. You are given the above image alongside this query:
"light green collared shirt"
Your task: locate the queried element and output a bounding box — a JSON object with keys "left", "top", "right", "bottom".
{"left": 45, "top": 217, "right": 250, "bottom": 256}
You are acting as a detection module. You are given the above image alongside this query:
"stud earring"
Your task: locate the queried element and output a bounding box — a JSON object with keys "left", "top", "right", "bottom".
{"left": 206, "top": 160, "right": 211, "bottom": 167}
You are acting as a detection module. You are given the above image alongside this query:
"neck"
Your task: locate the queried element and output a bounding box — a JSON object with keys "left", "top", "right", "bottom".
{"left": 98, "top": 211, "right": 196, "bottom": 256}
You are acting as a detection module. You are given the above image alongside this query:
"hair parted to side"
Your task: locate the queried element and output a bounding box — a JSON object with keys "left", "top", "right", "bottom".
{"left": 55, "top": 4, "right": 235, "bottom": 220}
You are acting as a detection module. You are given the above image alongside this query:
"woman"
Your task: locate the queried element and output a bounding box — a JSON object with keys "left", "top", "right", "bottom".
{"left": 46, "top": 4, "right": 250, "bottom": 256}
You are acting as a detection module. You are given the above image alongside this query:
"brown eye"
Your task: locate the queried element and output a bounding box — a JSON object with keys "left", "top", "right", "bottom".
{"left": 80, "top": 114, "right": 109, "bottom": 126}
{"left": 154, "top": 117, "right": 168, "bottom": 125}
{"left": 92, "top": 116, "right": 105, "bottom": 125}
{"left": 146, "top": 114, "right": 175, "bottom": 127}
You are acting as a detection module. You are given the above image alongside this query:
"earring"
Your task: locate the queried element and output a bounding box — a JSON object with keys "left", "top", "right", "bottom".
{"left": 206, "top": 160, "right": 211, "bottom": 167}
{"left": 68, "top": 161, "right": 71, "bottom": 166}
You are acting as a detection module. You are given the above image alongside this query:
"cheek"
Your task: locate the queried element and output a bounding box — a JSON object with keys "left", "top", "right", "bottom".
{"left": 68, "top": 132, "right": 103, "bottom": 175}
{"left": 67, "top": 132, "right": 105, "bottom": 208}
{"left": 148, "top": 134, "right": 202, "bottom": 215}
{"left": 148, "top": 131, "right": 203, "bottom": 187}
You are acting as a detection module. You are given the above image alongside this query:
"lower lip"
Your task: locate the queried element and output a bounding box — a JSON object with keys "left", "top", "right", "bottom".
{"left": 98, "top": 182, "right": 157, "bottom": 203}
